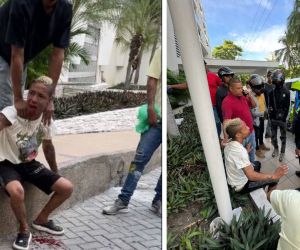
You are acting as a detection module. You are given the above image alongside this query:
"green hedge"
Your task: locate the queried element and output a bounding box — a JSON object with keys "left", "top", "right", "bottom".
{"left": 54, "top": 90, "right": 146, "bottom": 119}
{"left": 108, "top": 82, "right": 147, "bottom": 91}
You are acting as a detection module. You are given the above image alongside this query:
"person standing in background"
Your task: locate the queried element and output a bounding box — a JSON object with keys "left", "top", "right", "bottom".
{"left": 248, "top": 74, "right": 270, "bottom": 159}
{"left": 267, "top": 69, "right": 290, "bottom": 162}
{"left": 103, "top": 49, "right": 162, "bottom": 216}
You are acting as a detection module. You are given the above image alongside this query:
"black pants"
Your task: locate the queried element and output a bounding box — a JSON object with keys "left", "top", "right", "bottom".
{"left": 271, "top": 119, "right": 287, "bottom": 153}
{"left": 239, "top": 180, "right": 278, "bottom": 194}
{"left": 254, "top": 117, "right": 265, "bottom": 150}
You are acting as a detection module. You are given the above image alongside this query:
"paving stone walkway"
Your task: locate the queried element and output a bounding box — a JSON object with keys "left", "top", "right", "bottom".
{"left": 0, "top": 168, "right": 162, "bottom": 250}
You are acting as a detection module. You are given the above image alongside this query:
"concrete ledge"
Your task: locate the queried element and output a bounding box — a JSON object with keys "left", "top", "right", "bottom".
{"left": 0, "top": 148, "right": 161, "bottom": 236}
{"left": 249, "top": 188, "right": 281, "bottom": 222}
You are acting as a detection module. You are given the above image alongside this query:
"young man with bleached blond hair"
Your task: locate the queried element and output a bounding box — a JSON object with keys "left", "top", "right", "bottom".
{"left": 224, "top": 118, "right": 288, "bottom": 194}
{"left": 0, "top": 76, "right": 73, "bottom": 250}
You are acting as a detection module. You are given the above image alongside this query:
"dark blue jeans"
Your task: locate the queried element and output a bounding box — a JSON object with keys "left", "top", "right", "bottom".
{"left": 118, "top": 124, "right": 162, "bottom": 205}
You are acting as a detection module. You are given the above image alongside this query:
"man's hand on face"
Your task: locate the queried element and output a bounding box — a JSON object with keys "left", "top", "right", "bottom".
{"left": 42, "top": 99, "right": 54, "bottom": 126}
{"left": 148, "top": 107, "right": 157, "bottom": 127}
{"left": 15, "top": 99, "right": 28, "bottom": 118}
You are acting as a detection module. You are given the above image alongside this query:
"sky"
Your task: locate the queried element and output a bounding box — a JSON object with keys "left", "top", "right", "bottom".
{"left": 201, "top": 0, "right": 294, "bottom": 60}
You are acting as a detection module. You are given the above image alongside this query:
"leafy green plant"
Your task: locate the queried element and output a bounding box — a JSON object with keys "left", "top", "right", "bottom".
{"left": 169, "top": 208, "right": 281, "bottom": 249}
{"left": 167, "top": 232, "right": 179, "bottom": 249}
{"left": 179, "top": 228, "right": 203, "bottom": 250}
{"left": 202, "top": 208, "right": 280, "bottom": 250}
{"left": 168, "top": 226, "right": 224, "bottom": 250}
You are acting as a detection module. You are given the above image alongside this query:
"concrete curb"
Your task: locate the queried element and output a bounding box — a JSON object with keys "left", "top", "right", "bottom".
{"left": 0, "top": 148, "right": 161, "bottom": 236}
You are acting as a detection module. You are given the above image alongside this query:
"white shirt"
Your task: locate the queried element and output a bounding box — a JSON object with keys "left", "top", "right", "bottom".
{"left": 0, "top": 106, "right": 53, "bottom": 164}
{"left": 271, "top": 190, "right": 300, "bottom": 250}
{"left": 224, "top": 141, "right": 250, "bottom": 191}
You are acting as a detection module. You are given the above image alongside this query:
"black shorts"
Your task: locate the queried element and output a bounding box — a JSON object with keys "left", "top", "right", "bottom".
{"left": 239, "top": 180, "right": 278, "bottom": 194}
{"left": 0, "top": 159, "right": 61, "bottom": 195}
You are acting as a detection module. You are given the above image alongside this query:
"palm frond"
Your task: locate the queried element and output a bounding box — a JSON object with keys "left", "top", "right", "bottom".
{"left": 64, "top": 42, "right": 90, "bottom": 66}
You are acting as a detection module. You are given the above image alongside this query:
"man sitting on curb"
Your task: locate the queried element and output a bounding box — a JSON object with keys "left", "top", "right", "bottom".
{"left": 103, "top": 49, "right": 162, "bottom": 216}
{"left": 267, "top": 189, "right": 300, "bottom": 249}
{"left": 224, "top": 118, "right": 288, "bottom": 193}
{"left": 0, "top": 76, "right": 73, "bottom": 250}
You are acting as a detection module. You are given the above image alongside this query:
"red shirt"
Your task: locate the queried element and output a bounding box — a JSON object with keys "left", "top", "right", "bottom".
{"left": 222, "top": 92, "right": 254, "bottom": 132}
{"left": 207, "top": 70, "right": 222, "bottom": 106}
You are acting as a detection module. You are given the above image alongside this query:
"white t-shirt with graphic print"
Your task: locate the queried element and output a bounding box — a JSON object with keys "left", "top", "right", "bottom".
{"left": 0, "top": 106, "right": 53, "bottom": 164}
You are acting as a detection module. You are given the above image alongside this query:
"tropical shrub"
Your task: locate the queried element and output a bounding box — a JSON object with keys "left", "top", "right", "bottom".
{"left": 168, "top": 208, "right": 280, "bottom": 250}
{"left": 202, "top": 208, "right": 280, "bottom": 250}
{"left": 54, "top": 90, "right": 146, "bottom": 119}
{"left": 108, "top": 82, "right": 147, "bottom": 91}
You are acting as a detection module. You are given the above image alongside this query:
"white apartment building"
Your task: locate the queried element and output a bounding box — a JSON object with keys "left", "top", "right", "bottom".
{"left": 63, "top": 23, "right": 157, "bottom": 87}
{"left": 168, "top": 0, "right": 211, "bottom": 72}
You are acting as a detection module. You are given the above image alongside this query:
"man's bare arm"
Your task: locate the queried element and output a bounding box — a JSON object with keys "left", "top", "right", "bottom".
{"left": 247, "top": 94, "right": 256, "bottom": 108}
{"left": 10, "top": 46, "right": 25, "bottom": 103}
{"left": 243, "top": 164, "right": 288, "bottom": 182}
{"left": 42, "top": 140, "right": 58, "bottom": 173}
{"left": 168, "top": 83, "right": 188, "bottom": 90}
{"left": 147, "top": 76, "right": 158, "bottom": 126}
{"left": 42, "top": 47, "right": 65, "bottom": 125}
{"left": 48, "top": 47, "right": 65, "bottom": 93}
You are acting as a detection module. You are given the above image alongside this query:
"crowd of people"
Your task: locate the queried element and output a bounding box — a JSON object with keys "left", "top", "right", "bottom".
{"left": 211, "top": 64, "right": 300, "bottom": 249}
{"left": 169, "top": 62, "right": 300, "bottom": 248}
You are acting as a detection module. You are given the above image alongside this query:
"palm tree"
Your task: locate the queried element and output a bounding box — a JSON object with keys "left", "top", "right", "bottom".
{"left": 275, "top": 0, "right": 300, "bottom": 68}
{"left": 275, "top": 34, "right": 299, "bottom": 68}
{"left": 113, "top": 0, "right": 161, "bottom": 87}
{"left": 65, "top": 0, "right": 122, "bottom": 65}
{"left": 286, "top": 0, "right": 300, "bottom": 52}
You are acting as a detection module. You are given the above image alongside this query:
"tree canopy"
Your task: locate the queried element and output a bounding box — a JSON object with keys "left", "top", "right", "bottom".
{"left": 275, "top": 0, "right": 300, "bottom": 71}
{"left": 212, "top": 40, "right": 243, "bottom": 60}
{"left": 112, "top": 0, "right": 161, "bottom": 85}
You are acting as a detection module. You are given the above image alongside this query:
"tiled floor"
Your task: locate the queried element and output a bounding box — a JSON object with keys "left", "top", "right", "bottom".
{"left": 257, "top": 131, "right": 300, "bottom": 190}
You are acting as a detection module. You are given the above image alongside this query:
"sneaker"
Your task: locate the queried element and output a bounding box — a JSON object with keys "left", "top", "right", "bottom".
{"left": 102, "top": 199, "right": 129, "bottom": 215}
{"left": 32, "top": 220, "right": 64, "bottom": 235}
{"left": 279, "top": 153, "right": 284, "bottom": 162}
{"left": 272, "top": 148, "right": 279, "bottom": 158}
{"left": 255, "top": 149, "right": 265, "bottom": 158}
{"left": 296, "top": 171, "right": 300, "bottom": 177}
{"left": 259, "top": 144, "right": 270, "bottom": 151}
{"left": 150, "top": 200, "right": 162, "bottom": 216}
{"left": 13, "top": 232, "right": 32, "bottom": 250}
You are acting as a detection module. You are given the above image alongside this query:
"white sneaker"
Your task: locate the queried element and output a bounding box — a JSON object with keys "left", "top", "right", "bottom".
{"left": 103, "top": 199, "right": 129, "bottom": 215}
